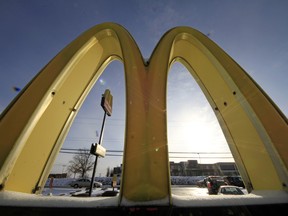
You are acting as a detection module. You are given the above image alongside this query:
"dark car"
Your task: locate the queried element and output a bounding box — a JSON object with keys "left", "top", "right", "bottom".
{"left": 223, "top": 176, "right": 245, "bottom": 188}
{"left": 206, "top": 176, "right": 226, "bottom": 195}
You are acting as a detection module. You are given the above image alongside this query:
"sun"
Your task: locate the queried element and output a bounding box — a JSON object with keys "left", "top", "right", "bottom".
{"left": 167, "top": 105, "right": 231, "bottom": 163}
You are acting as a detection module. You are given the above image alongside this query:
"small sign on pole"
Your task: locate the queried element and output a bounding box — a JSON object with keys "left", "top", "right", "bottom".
{"left": 90, "top": 143, "right": 106, "bottom": 157}
{"left": 101, "top": 89, "right": 113, "bottom": 116}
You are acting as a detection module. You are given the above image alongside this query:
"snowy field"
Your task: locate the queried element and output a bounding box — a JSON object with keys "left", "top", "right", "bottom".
{"left": 0, "top": 176, "right": 287, "bottom": 209}
{"left": 42, "top": 176, "right": 211, "bottom": 197}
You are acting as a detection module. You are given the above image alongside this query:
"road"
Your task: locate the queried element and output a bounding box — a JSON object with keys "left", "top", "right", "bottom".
{"left": 171, "top": 185, "right": 209, "bottom": 196}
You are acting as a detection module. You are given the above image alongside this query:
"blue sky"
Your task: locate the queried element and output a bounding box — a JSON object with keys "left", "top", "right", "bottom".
{"left": 1, "top": 0, "right": 287, "bottom": 176}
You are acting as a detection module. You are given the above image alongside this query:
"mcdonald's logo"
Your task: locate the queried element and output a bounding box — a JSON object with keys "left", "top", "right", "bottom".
{"left": 0, "top": 22, "right": 287, "bottom": 205}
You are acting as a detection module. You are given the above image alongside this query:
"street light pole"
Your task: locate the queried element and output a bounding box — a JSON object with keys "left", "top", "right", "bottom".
{"left": 198, "top": 153, "right": 201, "bottom": 164}
{"left": 88, "top": 89, "right": 112, "bottom": 197}
{"left": 88, "top": 110, "right": 107, "bottom": 196}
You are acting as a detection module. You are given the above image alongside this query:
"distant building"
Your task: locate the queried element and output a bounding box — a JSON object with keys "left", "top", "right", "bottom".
{"left": 170, "top": 160, "right": 240, "bottom": 176}
{"left": 48, "top": 173, "right": 67, "bottom": 178}
{"left": 214, "top": 162, "right": 239, "bottom": 176}
{"left": 170, "top": 161, "right": 188, "bottom": 176}
{"left": 113, "top": 164, "right": 122, "bottom": 177}
{"left": 112, "top": 160, "right": 240, "bottom": 177}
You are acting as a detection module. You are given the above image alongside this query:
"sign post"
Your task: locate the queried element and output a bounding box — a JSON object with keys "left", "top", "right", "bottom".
{"left": 88, "top": 89, "right": 112, "bottom": 196}
{"left": 112, "top": 174, "right": 117, "bottom": 191}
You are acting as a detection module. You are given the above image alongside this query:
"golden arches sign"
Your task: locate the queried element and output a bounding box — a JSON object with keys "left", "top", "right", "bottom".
{"left": 0, "top": 22, "right": 288, "bottom": 204}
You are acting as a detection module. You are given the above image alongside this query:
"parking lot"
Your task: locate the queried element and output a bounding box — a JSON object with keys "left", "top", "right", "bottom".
{"left": 42, "top": 185, "right": 248, "bottom": 197}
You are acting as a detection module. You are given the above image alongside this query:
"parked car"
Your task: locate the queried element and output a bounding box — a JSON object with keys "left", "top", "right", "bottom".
{"left": 196, "top": 177, "right": 207, "bottom": 188}
{"left": 206, "top": 176, "right": 226, "bottom": 195}
{"left": 223, "top": 176, "right": 245, "bottom": 188}
{"left": 69, "top": 178, "right": 102, "bottom": 188}
{"left": 217, "top": 185, "right": 245, "bottom": 195}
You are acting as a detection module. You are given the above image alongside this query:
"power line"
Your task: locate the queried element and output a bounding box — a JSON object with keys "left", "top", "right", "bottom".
{"left": 60, "top": 147, "right": 231, "bottom": 154}
{"left": 60, "top": 148, "right": 123, "bottom": 152}
{"left": 59, "top": 148, "right": 233, "bottom": 159}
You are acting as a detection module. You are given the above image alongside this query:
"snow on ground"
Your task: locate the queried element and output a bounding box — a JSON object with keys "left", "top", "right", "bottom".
{"left": 1, "top": 189, "right": 288, "bottom": 208}
{"left": 172, "top": 190, "right": 288, "bottom": 207}
{"left": 1, "top": 176, "right": 287, "bottom": 208}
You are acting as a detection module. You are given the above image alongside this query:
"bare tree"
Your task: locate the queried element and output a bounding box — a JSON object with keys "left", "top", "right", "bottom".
{"left": 67, "top": 149, "right": 94, "bottom": 178}
{"left": 66, "top": 163, "right": 79, "bottom": 178}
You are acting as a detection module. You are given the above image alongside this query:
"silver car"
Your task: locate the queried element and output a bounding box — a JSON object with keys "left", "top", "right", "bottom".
{"left": 69, "top": 178, "right": 102, "bottom": 188}
{"left": 217, "top": 185, "right": 245, "bottom": 195}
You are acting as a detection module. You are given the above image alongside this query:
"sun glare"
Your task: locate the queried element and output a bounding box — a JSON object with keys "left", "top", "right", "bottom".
{"left": 167, "top": 63, "right": 232, "bottom": 163}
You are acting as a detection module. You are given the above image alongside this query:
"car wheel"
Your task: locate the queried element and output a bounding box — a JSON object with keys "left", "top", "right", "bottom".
{"left": 73, "top": 184, "right": 78, "bottom": 188}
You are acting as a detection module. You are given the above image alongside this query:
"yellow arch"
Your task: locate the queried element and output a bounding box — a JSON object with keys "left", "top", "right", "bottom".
{"left": 149, "top": 28, "right": 288, "bottom": 193}
{"left": 0, "top": 23, "right": 287, "bottom": 205}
